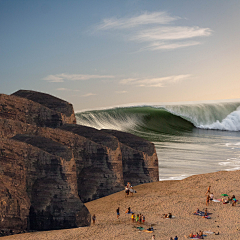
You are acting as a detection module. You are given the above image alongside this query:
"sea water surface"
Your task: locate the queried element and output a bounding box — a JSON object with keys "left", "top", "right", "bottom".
{"left": 75, "top": 100, "right": 240, "bottom": 181}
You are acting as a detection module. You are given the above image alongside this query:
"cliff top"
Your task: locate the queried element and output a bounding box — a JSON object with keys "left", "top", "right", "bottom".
{"left": 12, "top": 90, "right": 74, "bottom": 117}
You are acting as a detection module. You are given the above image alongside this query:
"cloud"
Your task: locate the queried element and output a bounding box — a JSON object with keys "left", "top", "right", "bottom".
{"left": 56, "top": 88, "right": 79, "bottom": 92}
{"left": 132, "top": 26, "right": 212, "bottom": 42}
{"left": 82, "top": 93, "right": 97, "bottom": 97}
{"left": 43, "top": 73, "right": 115, "bottom": 82}
{"left": 97, "top": 11, "right": 177, "bottom": 30}
{"left": 119, "top": 74, "right": 192, "bottom": 87}
{"left": 143, "top": 41, "right": 201, "bottom": 51}
{"left": 43, "top": 75, "right": 64, "bottom": 82}
{"left": 95, "top": 11, "right": 212, "bottom": 51}
{"left": 115, "top": 90, "right": 127, "bottom": 94}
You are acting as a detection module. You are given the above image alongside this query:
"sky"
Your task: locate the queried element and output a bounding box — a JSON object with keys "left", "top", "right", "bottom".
{"left": 1, "top": 0, "right": 240, "bottom": 111}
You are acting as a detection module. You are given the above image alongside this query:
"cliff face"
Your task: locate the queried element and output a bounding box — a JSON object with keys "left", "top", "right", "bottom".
{"left": 61, "top": 125, "right": 159, "bottom": 186}
{"left": 0, "top": 138, "right": 30, "bottom": 232}
{"left": 100, "top": 130, "right": 159, "bottom": 185}
{"left": 0, "top": 119, "right": 125, "bottom": 203}
{"left": 0, "top": 90, "right": 159, "bottom": 234}
{"left": 0, "top": 137, "right": 90, "bottom": 231}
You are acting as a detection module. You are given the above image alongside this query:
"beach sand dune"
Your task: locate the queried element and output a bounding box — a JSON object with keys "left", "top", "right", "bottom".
{"left": 2, "top": 170, "right": 240, "bottom": 239}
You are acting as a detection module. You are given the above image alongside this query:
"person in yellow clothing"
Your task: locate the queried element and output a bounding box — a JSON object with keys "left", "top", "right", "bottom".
{"left": 131, "top": 213, "right": 135, "bottom": 223}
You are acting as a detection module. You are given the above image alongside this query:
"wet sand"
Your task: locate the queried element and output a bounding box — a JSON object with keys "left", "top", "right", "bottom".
{"left": 2, "top": 170, "right": 240, "bottom": 240}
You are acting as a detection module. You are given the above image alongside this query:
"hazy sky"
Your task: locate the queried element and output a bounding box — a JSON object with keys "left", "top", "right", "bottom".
{"left": 1, "top": 0, "right": 240, "bottom": 111}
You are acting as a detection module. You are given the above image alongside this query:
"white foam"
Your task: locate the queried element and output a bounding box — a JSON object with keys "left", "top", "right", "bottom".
{"left": 226, "top": 167, "right": 240, "bottom": 171}
{"left": 199, "top": 109, "right": 240, "bottom": 131}
{"left": 226, "top": 142, "right": 240, "bottom": 147}
{"left": 219, "top": 157, "right": 240, "bottom": 171}
{"left": 159, "top": 174, "right": 189, "bottom": 181}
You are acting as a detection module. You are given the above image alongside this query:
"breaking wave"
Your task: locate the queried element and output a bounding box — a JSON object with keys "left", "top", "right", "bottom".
{"left": 75, "top": 101, "right": 240, "bottom": 137}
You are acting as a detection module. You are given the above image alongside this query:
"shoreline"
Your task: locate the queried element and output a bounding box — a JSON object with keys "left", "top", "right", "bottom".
{"left": 2, "top": 169, "right": 240, "bottom": 239}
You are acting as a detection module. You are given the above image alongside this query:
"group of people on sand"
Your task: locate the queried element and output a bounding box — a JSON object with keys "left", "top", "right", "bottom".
{"left": 189, "top": 185, "right": 239, "bottom": 238}
{"left": 194, "top": 208, "right": 209, "bottom": 217}
{"left": 124, "top": 206, "right": 146, "bottom": 223}
{"left": 162, "top": 213, "right": 172, "bottom": 218}
{"left": 169, "top": 236, "right": 178, "bottom": 240}
{"left": 222, "top": 194, "right": 237, "bottom": 206}
{"left": 125, "top": 182, "right": 136, "bottom": 197}
{"left": 206, "top": 185, "right": 238, "bottom": 206}
{"left": 205, "top": 186, "right": 214, "bottom": 206}
{"left": 188, "top": 230, "right": 204, "bottom": 239}
{"left": 131, "top": 212, "right": 145, "bottom": 223}
{"left": 116, "top": 206, "right": 146, "bottom": 224}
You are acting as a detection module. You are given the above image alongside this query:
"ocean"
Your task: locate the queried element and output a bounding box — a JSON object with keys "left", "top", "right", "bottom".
{"left": 75, "top": 100, "right": 240, "bottom": 181}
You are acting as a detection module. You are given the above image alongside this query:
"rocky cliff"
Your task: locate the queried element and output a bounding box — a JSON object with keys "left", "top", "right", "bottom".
{"left": 0, "top": 90, "right": 159, "bottom": 235}
{"left": 0, "top": 137, "right": 90, "bottom": 232}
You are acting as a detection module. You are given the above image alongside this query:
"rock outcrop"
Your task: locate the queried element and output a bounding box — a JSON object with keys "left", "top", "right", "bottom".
{"left": 0, "top": 90, "right": 159, "bottom": 235}
{"left": 0, "top": 93, "right": 74, "bottom": 128}
{"left": 12, "top": 90, "right": 76, "bottom": 125}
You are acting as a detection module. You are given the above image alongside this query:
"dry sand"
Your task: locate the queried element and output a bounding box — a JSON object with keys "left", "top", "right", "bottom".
{"left": 2, "top": 170, "right": 240, "bottom": 240}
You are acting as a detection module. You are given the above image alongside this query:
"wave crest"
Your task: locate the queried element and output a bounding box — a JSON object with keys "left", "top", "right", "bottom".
{"left": 75, "top": 101, "right": 240, "bottom": 135}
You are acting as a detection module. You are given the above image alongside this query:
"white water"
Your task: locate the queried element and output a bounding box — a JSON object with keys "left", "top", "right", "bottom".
{"left": 199, "top": 108, "right": 240, "bottom": 131}
{"left": 164, "top": 102, "right": 240, "bottom": 131}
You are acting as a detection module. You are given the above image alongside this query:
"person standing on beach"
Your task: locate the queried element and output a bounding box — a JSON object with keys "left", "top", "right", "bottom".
{"left": 152, "top": 235, "right": 155, "bottom": 240}
{"left": 92, "top": 214, "right": 96, "bottom": 225}
{"left": 206, "top": 194, "right": 210, "bottom": 206}
{"left": 136, "top": 214, "right": 139, "bottom": 223}
{"left": 131, "top": 213, "right": 135, "bottom": 223}
{"left": 116, "top": 207, "right": 120, "bottom": 219}
{"left": 125, "top": 186, "right": 129, "bottom": 197}
{"left": 204, "top": 208, "right": 208, "bottom": 217}
{"left": 174, "top": 236, "right": 178, "bottom": 240}
{"left": 205, "top": 186, "right": 211, "bottom": 195}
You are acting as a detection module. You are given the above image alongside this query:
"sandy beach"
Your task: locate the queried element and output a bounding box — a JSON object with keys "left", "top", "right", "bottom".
{"left": 2, "top": 170, "right": 240, "bottom": 240}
